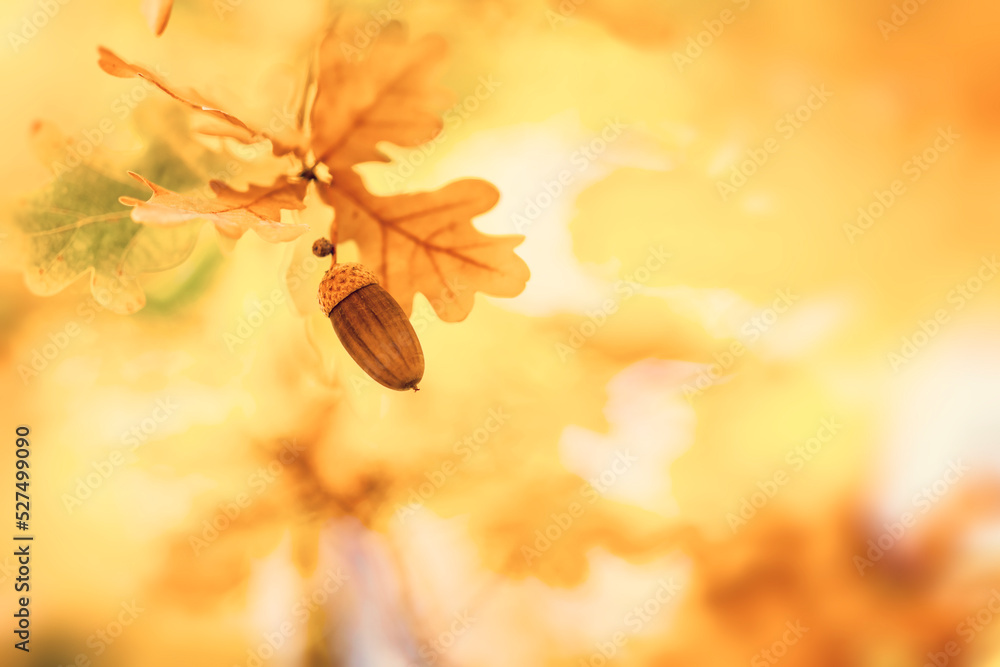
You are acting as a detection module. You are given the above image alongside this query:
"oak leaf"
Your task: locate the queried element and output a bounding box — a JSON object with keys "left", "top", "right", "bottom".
{"left": 96, "top": 20, "right": 529, "bottom": 323}
{"left": 317, "top": 170, "right": 529, "bottom": 322}
{"left": 13, "top": 120, "right": 205, "bottom": 314}
{"left": 98, "top": 46, "right": 261, "bottom": 144}
{"left": 120, "top": 172, "right": 309, "bottom": 243}
{"left": 310, "top": 18, "right": 452, "bottom": 169}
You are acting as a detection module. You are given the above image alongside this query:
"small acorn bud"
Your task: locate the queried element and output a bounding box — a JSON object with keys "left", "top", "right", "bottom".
{"left": 318, "top": 263, "right": 425, "bottom": 391}
{"left": 312, "top": 237, "right": 335, "bottom": 258}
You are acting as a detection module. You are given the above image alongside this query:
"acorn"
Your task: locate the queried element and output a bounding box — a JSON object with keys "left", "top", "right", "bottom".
{"left": 318, "top": 262, "right": 425, "bottom": 391}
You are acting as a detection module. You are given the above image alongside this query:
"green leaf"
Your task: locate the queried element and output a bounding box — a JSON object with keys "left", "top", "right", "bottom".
{"left": 13, "top": 105, "right": 227, "bottom": 315}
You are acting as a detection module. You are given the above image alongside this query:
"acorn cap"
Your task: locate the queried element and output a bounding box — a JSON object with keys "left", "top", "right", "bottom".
{"left": 318, "top": 263, "right": 379, "bottom": 315}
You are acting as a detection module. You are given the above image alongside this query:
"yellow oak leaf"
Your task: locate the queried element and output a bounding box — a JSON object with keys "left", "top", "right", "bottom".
{"left": 120, "top": 172, "right": 309, "bottom": 243}
{"left": 310, "top": 18, "right": 451, "bottom": 169}
{"left": 317, "top": 170, "right": 529, "bottom": 322}
{"left": 98, "top": 46, "right": 261, "bottom": 144}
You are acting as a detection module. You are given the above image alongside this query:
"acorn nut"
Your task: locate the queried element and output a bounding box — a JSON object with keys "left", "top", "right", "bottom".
{"left": 318, "top": 263, "right": 425, "bottom": 391}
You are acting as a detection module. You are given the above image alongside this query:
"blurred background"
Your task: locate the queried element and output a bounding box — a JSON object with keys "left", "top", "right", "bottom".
{"left": 2, "top": 0, "right": 1000, "bottom": 665}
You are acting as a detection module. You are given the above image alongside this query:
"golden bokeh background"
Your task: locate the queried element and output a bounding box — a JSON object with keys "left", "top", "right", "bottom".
{"left": 2, "top": 0, "right": 1000, "bottom": 665}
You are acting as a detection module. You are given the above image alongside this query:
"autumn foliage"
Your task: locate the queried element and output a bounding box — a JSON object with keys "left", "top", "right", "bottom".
{"left": 3, "top": 0, "right": 1000, "bottom": 666}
